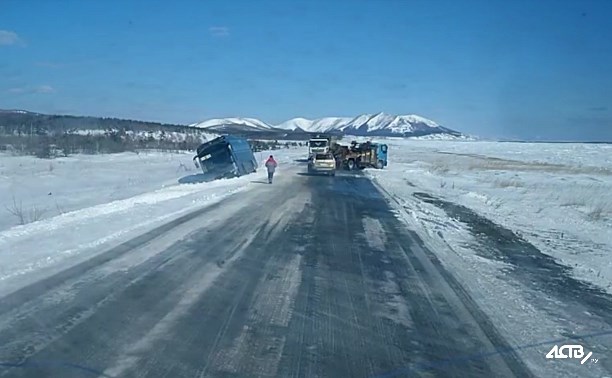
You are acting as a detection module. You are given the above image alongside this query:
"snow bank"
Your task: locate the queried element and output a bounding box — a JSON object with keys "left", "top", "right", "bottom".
{"left": 368, "top": 140, "right": 612, "bottom": 293}
{"left": 367, "top": 139, "right": 612, "bottom": 377}
{"left": 0, "top": 147, "right": 306, "bottom": 297}
{"left": 0, "top": 151, "right": 196, "bottom": 231}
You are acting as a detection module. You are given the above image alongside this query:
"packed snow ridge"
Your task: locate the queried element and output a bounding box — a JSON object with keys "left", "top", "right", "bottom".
{"left": 191, "top": 112, "right": 459, "bottom": 137}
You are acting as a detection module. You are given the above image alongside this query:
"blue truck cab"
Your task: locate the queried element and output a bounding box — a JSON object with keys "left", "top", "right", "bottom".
{"left": 193, "top": 135, "right": 257, "bottom": 179}
{"left": 376, "top": 143, "right": 388, "bottom": 168}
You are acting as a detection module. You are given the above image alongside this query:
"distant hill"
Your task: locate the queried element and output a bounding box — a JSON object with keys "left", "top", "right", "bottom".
{"left": 0, "top": 109, "right": 465, "bottom": 142}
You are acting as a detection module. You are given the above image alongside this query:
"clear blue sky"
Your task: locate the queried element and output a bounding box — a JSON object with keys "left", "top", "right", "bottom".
{"left": 2, "top": 0, "right": 612, "bottom": 140}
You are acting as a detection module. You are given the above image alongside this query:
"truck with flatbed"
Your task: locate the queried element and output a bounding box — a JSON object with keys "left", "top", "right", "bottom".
{"left": 330, "top": 140, "right": 388, "bottom": 171}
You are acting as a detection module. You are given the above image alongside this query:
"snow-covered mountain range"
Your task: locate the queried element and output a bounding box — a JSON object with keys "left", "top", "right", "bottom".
{"left": 275, "top": 117, "right": 353, "bottom": 133}
{"left": 191, "top": 112, "right": 461, "bottom": 137}
{"left": 192, "top": 117, "right": 273, "bottom": 132}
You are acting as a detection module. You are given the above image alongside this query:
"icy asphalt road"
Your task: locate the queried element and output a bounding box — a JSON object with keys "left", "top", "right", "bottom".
{"left": 0, "top": 162, "right": 548, "bottom": 378}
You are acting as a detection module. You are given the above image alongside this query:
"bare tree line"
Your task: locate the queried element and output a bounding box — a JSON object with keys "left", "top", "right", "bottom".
{"left": 0, "top": 131, "right": 205, "bottom": 158}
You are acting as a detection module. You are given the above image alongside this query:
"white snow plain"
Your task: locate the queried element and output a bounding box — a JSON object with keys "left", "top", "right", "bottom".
{"left": 0, "top": 148, "right": 304, "bottom": 298}
{"left": 1, "top": 140, "right": 611, "bottom": 376}
{"left": 366, "top": 139, "right": 612, "bottom": 377}
{"left": 367, "top": 139, "right": 612, "bottom": 294}
{"left": 1, "top": 151, "right": 197, "bottom": 231}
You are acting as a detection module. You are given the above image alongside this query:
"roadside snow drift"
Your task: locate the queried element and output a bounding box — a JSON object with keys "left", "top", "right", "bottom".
{"left": 367, "top": 140, "right": 612, "bottom": 294}
{"left": 366, "top": 139, "right": 612, "bottom": 377}
{"left": 0, "top": 148, "right": 304, "bottom": 297}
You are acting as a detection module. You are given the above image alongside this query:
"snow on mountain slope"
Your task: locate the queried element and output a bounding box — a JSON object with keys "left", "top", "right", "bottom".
{"left": 342, "top": 114, "right": 373, "bottom": 129}
{"left": 401, "top": 114, "right": 440, "bottom": 128}
{"left": 273, "top": 113, "right": 442, "bottom": 134}
{"left": 341, "top": 112, "right": 441, "bottom": 133}
{"left": 308, "top": 117, "right": 354, "bottom": 133}
{"left": 275, "top": 118, "right": 313, "bottom": 131}
{"left": 191, "top": 112, "right": 458, "bottom": 137}
{"left": 191, "top": 117, "right": 273, "bottom": 130}
{"left": 346, "top": 113, "right": 394, "bottom": 131}
{"left": 275, "top": 117, "right": 353, "bottom": 133}
{"left": 0, "top": 109, "right": 32, "bottom": 114}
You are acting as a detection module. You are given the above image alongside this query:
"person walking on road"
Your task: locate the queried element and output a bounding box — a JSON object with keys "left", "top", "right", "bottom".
{"left": 265, "top": 155, "right": 278, "bottom": 184}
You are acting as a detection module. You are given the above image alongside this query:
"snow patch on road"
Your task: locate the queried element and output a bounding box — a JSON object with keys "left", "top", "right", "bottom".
{"left": 362, "top": 217, "right": 387, "bottom": 251}
{"left": 376, "top": 270, "right": 413, "bottom": 328}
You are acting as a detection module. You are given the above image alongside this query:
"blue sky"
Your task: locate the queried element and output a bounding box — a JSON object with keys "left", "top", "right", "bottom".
{"left": 1, "top": 0, "right": 612, "bottom": 140}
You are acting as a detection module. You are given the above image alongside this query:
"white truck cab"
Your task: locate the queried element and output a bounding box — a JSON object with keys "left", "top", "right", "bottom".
{"left": 308, "top": 138, "right": 330, "bottom": 155}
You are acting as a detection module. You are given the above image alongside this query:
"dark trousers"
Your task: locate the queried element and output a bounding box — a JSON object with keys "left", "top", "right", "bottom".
{"left": 267, "top": 171, "right": 274, "bottom": 182}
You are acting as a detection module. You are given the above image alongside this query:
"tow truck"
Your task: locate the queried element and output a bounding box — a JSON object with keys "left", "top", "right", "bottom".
{"left": 330, "top": 140, "right": 388, "bottom": 170}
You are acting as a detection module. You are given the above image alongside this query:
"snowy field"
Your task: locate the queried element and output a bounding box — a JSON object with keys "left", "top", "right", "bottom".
{"left": 0, "top": 151, "right": 197, "bottom": 231}
{"left": 0, "top": 148, "right": 303, "bottom": 297}
{"left": 0, "top": 149, "right": 293, "bottom": 231}
{"left": 367, "top": 139, "right": 612, "bottom": 293}
{"left": 1, "top": 139, "right": 611, "bottom": 376}
{"left": 367, "top": 139, "right": 612, "bottom": 375}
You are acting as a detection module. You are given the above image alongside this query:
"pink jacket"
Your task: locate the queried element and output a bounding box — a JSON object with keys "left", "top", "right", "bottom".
{"left": 265, "top": 158, "right": 277, "bottom": 173}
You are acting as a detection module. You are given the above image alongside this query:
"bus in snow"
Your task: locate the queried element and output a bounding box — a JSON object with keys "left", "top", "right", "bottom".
{"left": 193, "top": 135, "right": 258, "bottom": 179}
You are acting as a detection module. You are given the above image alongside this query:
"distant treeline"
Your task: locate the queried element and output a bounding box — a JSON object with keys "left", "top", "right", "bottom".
{"left": 0, "top": 111, "right": 307, "bottom": 158}
{"left": 0, "top": 111, "right": 322, "bottom": 140}
{"left": 0, "top": 131, "right": 204, "bottom": 158}
{"left": 0, "top": 111, "right": 193, "bottom": 135}
{"left": 0, "top": 111, "right": 209, "bottom": 157}
{"left": 249, "top": 140, "right": 304, "bottom": 152}
{"left": 0, "top": 132, "right": 303, "bottom": 159}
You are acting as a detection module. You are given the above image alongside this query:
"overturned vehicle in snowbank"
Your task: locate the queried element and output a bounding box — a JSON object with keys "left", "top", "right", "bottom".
{"left": 193, "top": 135, "right": 258, "bottom": 179}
